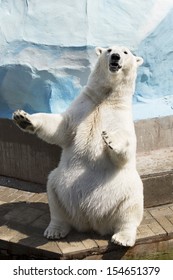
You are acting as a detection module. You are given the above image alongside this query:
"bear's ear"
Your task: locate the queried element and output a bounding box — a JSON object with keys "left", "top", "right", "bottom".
{"left": 95, "top": 47, "right": 105, "bottom": 56}
{"left": 136, "top": 56, "right": 143, "bottom": 66}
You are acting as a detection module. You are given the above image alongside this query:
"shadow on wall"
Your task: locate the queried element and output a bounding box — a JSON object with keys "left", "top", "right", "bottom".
{"left": 0, "top": 63, "right": 82, "bottom": 119}
{"left": 0, "top": 43, "right": 94, "bottom": 119}
{"left": 0, "top": 64, "right": 52, "bottom": 118}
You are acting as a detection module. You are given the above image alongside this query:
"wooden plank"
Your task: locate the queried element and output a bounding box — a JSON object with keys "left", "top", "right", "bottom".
{"left": 2, "top": 187, "right": 34, "bottom": 200}
{"left": 0, "top": 185, "right": 5, "bottom": 191}
{"left": 27, "top": 193, "right": 47, "bottom": 203}
{"left": 81, "top": 237, "right": 98, "bottom": 250}
{"left": 141, "top": 210, "right": 154, "bottom": 225}
{"left": 93, "top": 235, "right": 110, "bottom": 249}
{"left": 1, "top": 177, "right": 173, "bottom": 260}
{"left": 137, "top": 224, "right": 156, "bottom": 239}
{"left": 4, "top": 204, "right": 44, "bottom": 225}
{"left": 37, "top": 240, "right": 62, "bottom": 255}
{"left": 37, "top": 194, "right": 48, "bottom": 203}
{"left": 157, "top": 205, "right": 173, "bottom": 216}
{"left": 149, "top": 208, "right": 173, "bottom": 234}
{"left": 31, "top": 213, "right": 50, "bottom": 231}
{"left": 135, "top": 208, "right": 167, "bottom": 241}
{"left": 12, "top": 192, "right": 34, "bottom": 203}
{"left": 1, "top": 189, "right": 31, "bottom": 203}
{"left": 148, "top": 222, "right": 166, "bottom": 235}
{"left": 167, "top": 209, "right": 173, "bottom": 225}
{"left": 9, "top": 191, "right": 27, "bottom": 203}
{"left": 0, "top": 187, "right": 19, "bottom": 203}
{"left": 10, "top": 230, "right": 62, "bottom": 258}
{"left": 54, "top": 240, "right": 73, "bottom": 255}
{"left": 0, "top": 200, "right": 16, "bottom": 218}
{"left": 9, "top": 231, "right": 28, "bottom": 243}
{"left": 26, "top": 193, "right": 48, "bottom": 212}
{"left": 0, "top": 200, "right": 6, "bottom": 206}
{"left": 0, "top": 225, "right": 20, "bottom": 242}
{"left": 0, "top": 185, "right": 6, "bottom": 194}
{"left": 68, "top": 232, "right": 99, "bottom": 251}
{"left": 57, "top": 233, "right": 86, "bottom": 255}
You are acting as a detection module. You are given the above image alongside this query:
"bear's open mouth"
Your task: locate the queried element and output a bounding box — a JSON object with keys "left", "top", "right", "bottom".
{"left": 109, "top": 62, "right": 122, "bottom": 72}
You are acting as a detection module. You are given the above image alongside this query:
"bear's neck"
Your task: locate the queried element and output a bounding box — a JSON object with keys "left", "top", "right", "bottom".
{"left": 85, "top": 68, "right": 136, "bottom": 108}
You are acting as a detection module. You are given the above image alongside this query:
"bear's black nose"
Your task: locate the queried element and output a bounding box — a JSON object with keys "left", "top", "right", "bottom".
{"left": 111, "top": 53, "right": 120, "bottom": 61}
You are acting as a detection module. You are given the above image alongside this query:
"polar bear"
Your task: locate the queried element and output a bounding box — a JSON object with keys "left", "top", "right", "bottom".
{"left": 13, "top": 46, "right": 144, "bottom": 247}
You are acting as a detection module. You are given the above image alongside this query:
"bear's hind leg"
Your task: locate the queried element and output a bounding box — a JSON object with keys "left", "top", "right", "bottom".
{"left": 44, "top": 179, "right": 71, "bottom": 240}
{"left": 111, "top": 203, "right": 143, "bottom": 247}
{"left": 111, "top": 225, "right": 137, "bottom": 247}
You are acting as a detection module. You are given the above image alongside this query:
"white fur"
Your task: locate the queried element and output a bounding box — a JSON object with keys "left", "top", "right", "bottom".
{"left": 13, "top": 46, "right": 144, "bottom": 247}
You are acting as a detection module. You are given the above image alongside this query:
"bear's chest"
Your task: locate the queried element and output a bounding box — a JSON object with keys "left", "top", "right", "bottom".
{"left": 72, "top": 105, "right": 118, "bottom": 159}
{"left": 73, "top": 107, "right": 102, "bottom": 156}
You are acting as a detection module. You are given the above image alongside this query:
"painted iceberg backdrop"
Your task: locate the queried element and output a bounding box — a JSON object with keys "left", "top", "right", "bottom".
{"left": 0, "top": 0, "right": 173, "bottom": 120}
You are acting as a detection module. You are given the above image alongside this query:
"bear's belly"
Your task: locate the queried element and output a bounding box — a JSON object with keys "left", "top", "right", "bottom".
{"left": 50, "top": 156, "right": 142, "bottom": 230}
{"left": 51, "top": 150, "right": 115, "bottom": 211}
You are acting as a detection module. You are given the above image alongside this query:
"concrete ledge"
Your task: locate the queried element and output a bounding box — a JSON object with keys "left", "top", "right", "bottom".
{"left": 135, "top": 115, "right": 173, "bottom": 152}
{"left": 137, "top": 147, "right": 173, "bottom": 207}
{"left": 0, "top": 116, "right": 173, "bottom": 207}
{"left": 0, "top": 118, "right": 61, "bottom": 184}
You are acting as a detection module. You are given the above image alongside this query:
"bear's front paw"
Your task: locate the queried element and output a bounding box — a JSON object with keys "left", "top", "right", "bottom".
{"left": 102, "top": 131, "right": 113, "bottom": 150}
{"left": 13, "top": 110, "right": 35, "bottom": 132}
{"left": 44, "top": 223, "right": 70, "bottom": 240}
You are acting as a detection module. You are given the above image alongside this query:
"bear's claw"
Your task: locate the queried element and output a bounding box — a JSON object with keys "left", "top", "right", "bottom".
{"left": 13, "top": 110, "right": 35, "bottom": 132}
{"left": 102, "top": 131, "right": 113, "bottom": 150}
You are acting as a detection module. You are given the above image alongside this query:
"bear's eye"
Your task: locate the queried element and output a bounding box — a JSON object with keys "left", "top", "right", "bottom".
{"left": 107, "top": 49, "right": 112, "bottom": 53}
{"left": 124, "top": 51, "right": 128, "bottom": 54}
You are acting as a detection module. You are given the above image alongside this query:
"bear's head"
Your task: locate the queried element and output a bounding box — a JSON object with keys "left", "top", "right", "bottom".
{"left": 86, "top": 46, "right": 143, "bottom": 101}
{"left": 95, "top": 46, "right": 143, "bottom": 75}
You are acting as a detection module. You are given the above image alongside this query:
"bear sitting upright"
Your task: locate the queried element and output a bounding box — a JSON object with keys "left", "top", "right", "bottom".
{"left": 13, "top": 46, "right": 144, "bottom": 247}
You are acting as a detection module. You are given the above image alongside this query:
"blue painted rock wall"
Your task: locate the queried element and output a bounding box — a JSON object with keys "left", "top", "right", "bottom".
{"left": 0, "top": 0, "right": 173, "bottom": 120}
